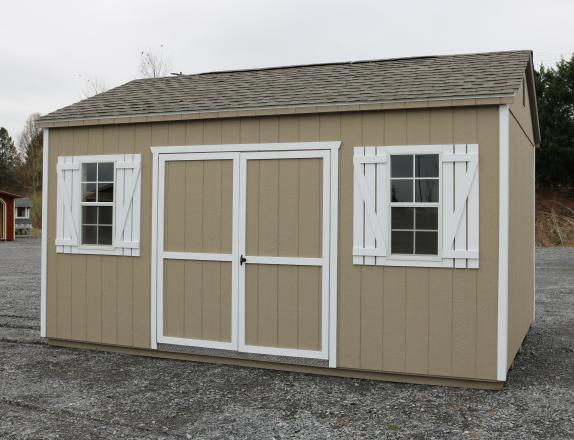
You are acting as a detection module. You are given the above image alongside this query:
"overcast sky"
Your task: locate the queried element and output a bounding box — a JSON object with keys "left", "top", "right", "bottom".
{"left": 1, "top": 0, "right": 572, "bottom": 141}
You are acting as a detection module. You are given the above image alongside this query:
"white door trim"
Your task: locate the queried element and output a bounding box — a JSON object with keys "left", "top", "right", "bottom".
{"left": 150, "top": 142, "right": 340, "bottom": 368}
{"left": 237, "top": 149, "right": 331, "bottom": 361}
{"left": 151, "top": 141, "right": 340, "bottom": 155}
{"left": 154, "top": 151, "right": 240, "bottom": 352}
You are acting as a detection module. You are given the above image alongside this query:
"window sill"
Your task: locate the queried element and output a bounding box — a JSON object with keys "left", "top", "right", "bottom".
{"left": 353, "top": 254, "right": 479, "bottom": 269}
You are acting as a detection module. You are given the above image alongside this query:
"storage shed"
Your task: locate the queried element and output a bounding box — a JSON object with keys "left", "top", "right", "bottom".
{"left": 0, "top": 190, "right": 22, "bottom": 241}
{"left": 38, "top": 50, "right": 539, "bottom": 388}
{"left": 15, "top": 198, "right": 33, "bottom": 236}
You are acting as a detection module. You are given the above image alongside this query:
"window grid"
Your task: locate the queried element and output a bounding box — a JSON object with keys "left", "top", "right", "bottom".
{"left": 390, "top": 154, "right": 440, "bottom": 256}
{"left": 80, "top": 162, "right": 115, "bottom": 246}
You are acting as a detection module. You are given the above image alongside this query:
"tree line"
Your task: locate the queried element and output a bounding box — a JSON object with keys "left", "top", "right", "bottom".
{"left": 535, "top": 53, "right": 574, "bottom": 189}
{"left": 0, "top": 113, "right": 43, "bottom": 196}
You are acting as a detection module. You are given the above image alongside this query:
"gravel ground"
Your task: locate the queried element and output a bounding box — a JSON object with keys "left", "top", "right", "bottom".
{"left": 0, "top": 239, "right": 572, "bottom": 439}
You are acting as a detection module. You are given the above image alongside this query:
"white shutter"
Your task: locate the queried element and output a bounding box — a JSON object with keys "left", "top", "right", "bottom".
{"left": 442, "top": 144, "right": 479, "bottom": 268}
{"left": 353, "top": 147, "right": 388, "bottom": 264}
{"left": 114, "top": 154, "right": 141, "bottom": 256}
{"left": 55, "top": 156, "right": 80, "bottom": 253}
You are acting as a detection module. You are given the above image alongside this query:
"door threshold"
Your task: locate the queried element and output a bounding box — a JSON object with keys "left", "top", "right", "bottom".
{"left": 158, "top": 343, "right": 329, "bottom": 368}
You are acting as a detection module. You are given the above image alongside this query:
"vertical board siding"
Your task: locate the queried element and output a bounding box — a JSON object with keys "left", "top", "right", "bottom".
{"left": 47, "top": 107, "right": 500, "bottom": 380}
{"left": 338, "top": 113, "right": 363, "bottom": 369}
{"left": 117, "top": 125, "right": 135, "bottom": 346}
{"left": 450, "top": 108, "right": 478, "bottom": 378}
{"left": 507, "top": 116, "right": 535, "bottom": 367}
{"left": 245, "top": 264, "right": 321, "bottom": 350}
{"left": 359, "top": 112, "right": 385, "bottom": 370}
{"left": 475, "top": 108, "right": 500, "bottom": 379}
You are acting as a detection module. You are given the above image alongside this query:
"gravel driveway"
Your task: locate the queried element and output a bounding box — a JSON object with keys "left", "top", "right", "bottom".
{"left": 0, "top": 239, "right": 572, "bottom": 439}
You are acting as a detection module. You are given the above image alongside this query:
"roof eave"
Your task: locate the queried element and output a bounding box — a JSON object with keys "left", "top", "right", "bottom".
{"left": 525, "top": 54, "right": 542, "bottom": 147}
{"left": 37, "top": 94, "right": 516, "bottom": 129}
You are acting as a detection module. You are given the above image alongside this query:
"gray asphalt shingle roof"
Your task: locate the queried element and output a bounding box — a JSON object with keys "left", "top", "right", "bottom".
{"left": 15, "top": 198, "right": 32, "bottom": 208}
{"left": 39, "top": 50, "right": 532, "bottom": 122}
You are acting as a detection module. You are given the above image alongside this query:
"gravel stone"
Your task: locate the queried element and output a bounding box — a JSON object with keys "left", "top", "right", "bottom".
{"left": 0, "top": 239, "right": 572, "bottom": 439}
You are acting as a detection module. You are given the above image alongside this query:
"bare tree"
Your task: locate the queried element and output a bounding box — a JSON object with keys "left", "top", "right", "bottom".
{"left": 17, "top": 113, "right": 43, "bottom": 196}
{"left": 139, "top": 45, "right": 172, "bottom": 78}
{"left": 79, "top": 74, "right": 108, "bottom": 98}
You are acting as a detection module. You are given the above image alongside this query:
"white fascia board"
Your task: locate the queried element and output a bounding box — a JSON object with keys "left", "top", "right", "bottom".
{"left": 497, "top": 105, "right": 510, "bottom": 381}
{"left": 40, "top": 128, "right": 49, "bottom": 338}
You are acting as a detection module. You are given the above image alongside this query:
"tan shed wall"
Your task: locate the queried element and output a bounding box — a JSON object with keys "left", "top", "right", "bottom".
{"left": 46, "top": 106, "right": 501, "bottom": 380}
{"left": 509, "top": 73, "right": 535, "bottom": 145}
{"left": 507, "top": 114, "right": 535, "bottom": 367}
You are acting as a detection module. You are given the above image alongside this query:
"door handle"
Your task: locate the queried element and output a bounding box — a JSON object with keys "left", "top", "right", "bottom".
{"left": 240, "top": 255, "right": 247, "bottom": 265}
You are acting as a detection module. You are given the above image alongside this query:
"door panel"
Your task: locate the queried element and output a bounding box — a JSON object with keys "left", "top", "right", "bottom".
{"left": 245, "top": 264, "right": 321, "bottom": 351}
{"left": 164, "top": 159, "right": 233, "bottom": 253}
{"left": 246, "top": 158, "right": 323, "bottom": 258}
{"left": 158, "top": 152, "right": 238, "bottom": 350}
{"left": 239, "top": 150, "right": 330, "bottom": 359}
{"left": 163, "top": 260, "right": 232, "bottom": 342}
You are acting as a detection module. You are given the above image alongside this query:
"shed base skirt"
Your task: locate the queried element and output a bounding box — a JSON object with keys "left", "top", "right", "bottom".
{"left": 47, "top": 338, "right": 504, "bottom": 390}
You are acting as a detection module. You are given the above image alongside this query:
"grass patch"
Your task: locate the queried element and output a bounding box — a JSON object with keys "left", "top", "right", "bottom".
{"left": 536, "top": 189, "right": 574, "bottom": 246}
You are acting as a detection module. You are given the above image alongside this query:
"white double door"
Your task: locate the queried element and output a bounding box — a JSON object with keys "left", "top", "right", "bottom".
{"left": 157, "top": 149, "right": 331, "bottom": 360}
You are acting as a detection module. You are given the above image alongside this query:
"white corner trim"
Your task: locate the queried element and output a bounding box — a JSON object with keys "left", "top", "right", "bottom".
{"left": 40, "top": 128, "right": 49, "bottom": 338}
{"left": 532, "top": 143, "right": 536, "bottom": 322}
{"left": 150, "top": 141, "right": 341, "bottom": 155}
{"left": 497, "top": 105, "right": 510, "bottom": 381}
{"left": 328, "top": 145, "right": 339, "bottom": 368}
{"left": 150, "top": 151, "right": 159, "bottom": 350}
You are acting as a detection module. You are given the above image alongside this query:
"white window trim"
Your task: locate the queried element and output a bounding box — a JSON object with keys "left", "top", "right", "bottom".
{"left": 15, "top": 207, "right": 30, "bottom": 219}
{"left": 386, "top": 146, "right": 443, "bottom": 264}
{"left": 353, "top": 144, "right": 478, "bottom": 269}
{"left": 79, "top": 161, "right": 116, "bottom": 250}
{"left": 55, "top": 153, "right": 141, "bottom": 257}
{"left": 73, "top": 155, "right": 124, "bottom": 256}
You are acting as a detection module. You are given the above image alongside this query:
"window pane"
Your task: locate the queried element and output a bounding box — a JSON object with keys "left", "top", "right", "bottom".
{"left": 392, "top": 207, "right": 414, "bottom": 229}
{"left": 415, "top": 179, "right": 439, "bottom": 202}
{"left": 415, "top": 207, "right": 438, "bottom": 230}
{"left": 98, "top": 162, "right": 114, "bottom": 182}
{"left": 99, "top": 206, "right": 113, "bottom": 225}
{"left": 391, "top": 155, "right": 413, "bottom": 178}
{"left": 82, "top": 225, "right": 98, "bottom": 245}
{"left": 392, "top": 231, "right": 413, "bottom": 254}
{"left": 98, "top": 226, "right": 113, "bottom": 245}
{"left": 82, "top": 163, "right": 97, "bottom": 182}
{"left": 415, "top": 154, "right": 439, "bottom": 177}
{"left": 391, "top": 180, "right": 413, "bottom": 202}
{"left": 82, "top": 183, "right": 97, "bottom": 202}
{"left": 98, "top": 183, "right": 114, "bottom": 202}
{"left": 415, "top": 231, "right": 438, "bottom": 255}
{"left": 82, "top": 206, "right": 98, "bottom": 225}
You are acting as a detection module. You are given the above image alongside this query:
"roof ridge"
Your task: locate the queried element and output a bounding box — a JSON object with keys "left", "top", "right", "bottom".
{"left": 136, "top": 50, "right": 532, "bottom": 80}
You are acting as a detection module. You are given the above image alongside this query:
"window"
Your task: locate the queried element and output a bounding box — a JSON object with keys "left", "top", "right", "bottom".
{"left": 353, "top": 145, "right": 479, "bottom": 268}
{"left": 16, "top": 207, "right": 27, "bottom": 218}
{"left": 390, "top": 154, "right": 439, "bottom": 255}
{"left": 81, "top": 162, "right": 114, "bottom": 246}
{"left": 55, "top": 154, "right": 141, "bottom": 256}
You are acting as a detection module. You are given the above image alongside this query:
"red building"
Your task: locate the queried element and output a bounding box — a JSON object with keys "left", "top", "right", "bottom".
{"left": 0, "top": 190, "right": 22, "bottom": 241}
